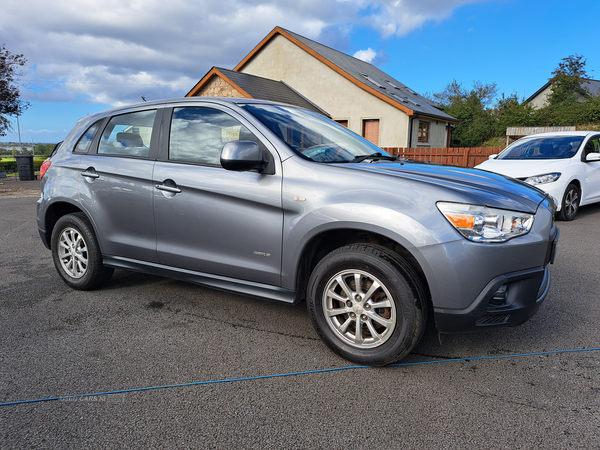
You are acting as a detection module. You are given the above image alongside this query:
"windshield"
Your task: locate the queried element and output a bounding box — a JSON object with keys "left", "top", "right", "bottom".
{"left": 497, "top": 135, "right": 583, "bottom": 160}
{"left": 242, "top": 104, "right": 391, "bottom": 163}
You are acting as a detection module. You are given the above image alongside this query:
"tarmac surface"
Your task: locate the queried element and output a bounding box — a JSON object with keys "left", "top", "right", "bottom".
{"left": 1, "top": 178, "right": 599, "bottom": 448}
{"left": 0, "top": 176, "right": 41, "bottom": 198}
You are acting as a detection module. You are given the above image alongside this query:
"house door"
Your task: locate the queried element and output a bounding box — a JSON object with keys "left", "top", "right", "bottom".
{"left": 363, "top": 119, "right": 379, "bottom": 146}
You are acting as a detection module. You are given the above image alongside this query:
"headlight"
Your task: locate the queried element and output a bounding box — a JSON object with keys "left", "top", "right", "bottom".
{"left": 524, "top": 173, "right": 561, "bottom": 185}
{"left": 437, "top": 202, "right": 534, "bottom": 243}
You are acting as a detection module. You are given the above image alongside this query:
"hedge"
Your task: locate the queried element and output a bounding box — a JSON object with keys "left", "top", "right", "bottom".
{"left": 0, "top": 158, "right": 45, "bottom": 174}
{"left": 0, "top": 161, "right": 17, "bottom": 173}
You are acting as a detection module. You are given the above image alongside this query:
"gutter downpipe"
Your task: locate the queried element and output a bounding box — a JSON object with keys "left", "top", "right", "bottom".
{"left": 408, "top": 114, "right": 418, "bottom": 148}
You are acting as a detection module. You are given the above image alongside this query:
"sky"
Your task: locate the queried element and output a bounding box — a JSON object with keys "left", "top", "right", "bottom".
{"left": 1, "top": 0, "right": 599, "bottom": 144}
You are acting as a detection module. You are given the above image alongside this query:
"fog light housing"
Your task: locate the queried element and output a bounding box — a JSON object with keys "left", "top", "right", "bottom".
{"left": 489, "top": 284, "right": 508, "bottom": 307}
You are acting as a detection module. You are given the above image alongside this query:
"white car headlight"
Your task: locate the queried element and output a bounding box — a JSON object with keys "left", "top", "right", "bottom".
{"left": 437, "top": 202, "right": 534, "bottom": 243}
{"left": 524, "top": 173, "right": 561, "bottom": 185}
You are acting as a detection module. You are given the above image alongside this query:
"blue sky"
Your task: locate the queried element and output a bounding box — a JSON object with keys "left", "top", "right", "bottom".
{"left": 2, "top": 0, "right": 598, "bottom": 144}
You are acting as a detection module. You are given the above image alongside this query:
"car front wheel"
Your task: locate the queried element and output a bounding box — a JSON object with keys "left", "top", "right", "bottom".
{"left": 306, "top": 244, "right": 426, "bottom": 366}
{"left": 51, "top": 213, "right": 114, "bottom": 290}
{"left": 557, "top": 183, "right": 580, "bottom": 221}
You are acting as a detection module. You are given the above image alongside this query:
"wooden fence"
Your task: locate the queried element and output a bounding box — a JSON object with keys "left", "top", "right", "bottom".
{"left": 381, "top": 147, "right": 504, "bottom": 168}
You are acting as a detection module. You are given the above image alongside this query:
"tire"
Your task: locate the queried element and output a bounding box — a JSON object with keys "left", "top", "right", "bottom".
{"left": 306, "top": 244, "right": 427, "bottom": 366}
{"left": 557, "top": 183, "right": 580, "bottom": 221}
{"left": 51, "top": 213, "right": 113, "bottom": 290}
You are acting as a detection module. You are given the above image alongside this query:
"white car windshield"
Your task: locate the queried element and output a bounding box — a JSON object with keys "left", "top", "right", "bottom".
{"left": 497, "top": 135, "right": 584, "bottom": 160}
{"left": 243, "top": 104, "right": 393, "bottom": 163}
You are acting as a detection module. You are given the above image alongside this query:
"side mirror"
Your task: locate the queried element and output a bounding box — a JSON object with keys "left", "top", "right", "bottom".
{"left": 221, "top": 141, "right": 265, "bottom": 172}
{"left": 488, "top": 154, "right": 498, "bottom": 160}
{"left": 586, "top": 153, "right": 600, "bottom": 162}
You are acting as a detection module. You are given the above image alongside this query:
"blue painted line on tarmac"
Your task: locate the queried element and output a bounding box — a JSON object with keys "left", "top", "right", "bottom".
{"left": 1, "top": 347, "right": 599, "bottom": 407}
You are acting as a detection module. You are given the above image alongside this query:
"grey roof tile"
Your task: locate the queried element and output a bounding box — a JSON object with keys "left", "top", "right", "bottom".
{"left": 216, "top": 67, "right": 330, "bottom": 117}
{"left": 583, "top": 79, "right": 600, "bottom": 96}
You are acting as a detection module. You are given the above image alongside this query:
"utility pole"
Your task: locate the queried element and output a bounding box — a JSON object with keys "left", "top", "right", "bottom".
{"left": 17, "top": 115, "right": 22, "bottom": 152}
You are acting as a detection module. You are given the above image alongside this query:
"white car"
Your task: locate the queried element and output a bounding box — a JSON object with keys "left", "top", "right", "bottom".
{"left": 476, "top": 131, "right": 600, "bottom": 220}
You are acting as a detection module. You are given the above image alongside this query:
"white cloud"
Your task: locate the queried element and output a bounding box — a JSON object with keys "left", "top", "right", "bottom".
{"left": 362, "top": 0, "right": 486, "bottom": 37}
{"left": 1, "top": 0, "right": 488, "bottom": 106}
{"left": 354, "top": 48, "right": 377, "bottom": 63}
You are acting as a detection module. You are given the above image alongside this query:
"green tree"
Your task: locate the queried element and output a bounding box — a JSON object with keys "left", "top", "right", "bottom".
{"left": 431, "top": 80, "right": 497, "bottom": 147}
{"left": 426, "top": 55, "right": 600, "bottom": 147}
{"left": 34, "top": 143, "right": 56, "bottom": 156}
{"left": 494, "top": 93, "right": 535, "bottom": 134}
{"left": 547, "top": 54, "right": 589, "bottom": 106}
{"left": 0, "top": 44, "right": 29, "bottom": 136}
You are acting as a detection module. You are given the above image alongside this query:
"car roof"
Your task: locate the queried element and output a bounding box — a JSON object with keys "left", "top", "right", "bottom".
{"left": 82, "top": 97, "right": 301, "bottom": 121}
{"left": 523, "top": 131, "right": 598, "bottom": 138}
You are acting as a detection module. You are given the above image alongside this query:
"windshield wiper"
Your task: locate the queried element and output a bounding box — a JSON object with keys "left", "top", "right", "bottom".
{"left": 350, "top": 152, "right": 398, "bottom": 163}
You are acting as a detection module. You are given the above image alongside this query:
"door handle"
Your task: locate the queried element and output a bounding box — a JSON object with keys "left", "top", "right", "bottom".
{"left": 155, "top": 184, "right": 182, "bottom": 194}
{"left": 81, "top": 169, "right": 99, "bottom": 179}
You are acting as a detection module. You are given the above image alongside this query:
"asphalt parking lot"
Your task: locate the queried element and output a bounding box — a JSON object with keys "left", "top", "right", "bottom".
{"left": 1, "top": 179, "right": 599, "bottom": 449}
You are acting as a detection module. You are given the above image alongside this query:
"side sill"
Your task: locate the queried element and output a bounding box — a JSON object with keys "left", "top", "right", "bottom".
{"left": 102, "top": 255, "right": 297, "bottom": 305}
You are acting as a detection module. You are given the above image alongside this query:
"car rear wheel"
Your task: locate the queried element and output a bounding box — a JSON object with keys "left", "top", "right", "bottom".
{"left": 306, "top": 244, "right": 426, "bottom": 366}
{"left": 557, "top": 183, "right": 580, "bottom": 221}
{"left": 51, "top": 213, "right": 113, "bottom": 290}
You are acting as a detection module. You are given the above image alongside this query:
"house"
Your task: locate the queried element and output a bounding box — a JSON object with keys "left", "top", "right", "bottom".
{"left": 187, "top": 27, "right": 458, "bottom": 148}
{"left": 526, "top": 78, "right": 600, "bottom": 109}
{"left": 187, "top": 67, "right": 330, "bottom": 117}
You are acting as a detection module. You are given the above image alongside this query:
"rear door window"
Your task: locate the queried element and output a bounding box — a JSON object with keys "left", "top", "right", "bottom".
{"left": 98, "top": 110, "right": 156, "bottom": 158}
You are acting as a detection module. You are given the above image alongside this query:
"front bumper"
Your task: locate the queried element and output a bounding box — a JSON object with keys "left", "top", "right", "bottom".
{"left": 434, "top": 266, "right": 550, "bottom": 333}
{"left": 434, "top": 227, "right": 559, "bottom": 334}
{"left": 533, "top": 182, "right": 566, "bottom": 211}
{"left": 36, "top": 197, "right": 51, "bottom": 250}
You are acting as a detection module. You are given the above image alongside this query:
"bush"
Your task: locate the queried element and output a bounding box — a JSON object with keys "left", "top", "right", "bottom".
{"left": 0, "top": 160, "right": 17, "bottom": 173}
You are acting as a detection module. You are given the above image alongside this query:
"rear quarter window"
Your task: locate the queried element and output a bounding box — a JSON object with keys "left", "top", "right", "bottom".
{"left": 73, "top": 120, "right": 103, "bottom": 153}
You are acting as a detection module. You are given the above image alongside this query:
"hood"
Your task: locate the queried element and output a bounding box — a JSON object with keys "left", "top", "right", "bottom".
{"left": 345, "top": 161, "right": 548, "bottom": 214}
{"left": 475, "top": 158, "right": 571, "bottom": 179}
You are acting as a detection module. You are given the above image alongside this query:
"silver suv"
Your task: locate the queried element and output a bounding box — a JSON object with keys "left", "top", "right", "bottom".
{"left": 37, "top": 98, "right": 559, "bottom": 365}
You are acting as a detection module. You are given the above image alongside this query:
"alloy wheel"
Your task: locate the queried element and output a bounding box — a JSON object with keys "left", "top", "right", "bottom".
{"left": 322, "top": 269, "right": 397, "bottom": 349}
{"left": 58, "top": 227, "right": 89, "bottom": 279}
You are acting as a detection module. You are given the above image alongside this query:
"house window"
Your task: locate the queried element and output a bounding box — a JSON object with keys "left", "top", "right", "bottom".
{"left": 361, "top": 74, "right": 385, "bottom": 89}
{"left": 363, "top": 119, "right": 379, "bottom": 146}
{"left": 335, "top": 120, "right": 348, "bottom": 128}
{"left": 418, "top": 121, "right": 430, "bottom": 143}
{"left": 405, "top": 97, "right": 420, "bottom": 106}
